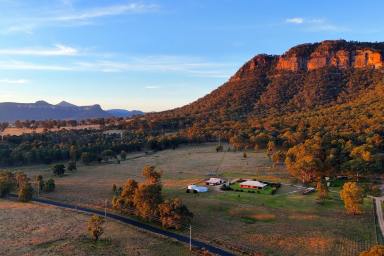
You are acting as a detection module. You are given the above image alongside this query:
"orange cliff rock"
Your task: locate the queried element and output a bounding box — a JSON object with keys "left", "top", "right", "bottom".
{"left": 229, "top": 54, "right": 275, "bottom": 82}
{"left": 228, "top": 40, "right": 384, "bottom": 82}
{"left": 275, "top": 41, "right": 384, "bottom": 72}
{"left": 354, "top": 49, "right": 383, "bottom": 68}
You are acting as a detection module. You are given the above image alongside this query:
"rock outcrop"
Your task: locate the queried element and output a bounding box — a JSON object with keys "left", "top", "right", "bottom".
{"left": 274, "top": 40, "right": 384, "bottom": 72}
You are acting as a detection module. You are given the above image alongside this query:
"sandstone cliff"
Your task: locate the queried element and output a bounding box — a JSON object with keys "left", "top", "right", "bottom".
{"left": 230, "top": 40, "right": 384, "bottom": 82}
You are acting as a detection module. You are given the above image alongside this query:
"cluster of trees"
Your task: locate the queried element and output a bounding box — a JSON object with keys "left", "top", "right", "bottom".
{"left": 112, "top": 166, "right": 193, "bottom": 230}
{"left": 0, "top": 127, "right": 192, "bottom": 167}
{"left": 0, "top": 171, "right": 55, "bottom": 201}
{"left": 10, "top": 117, "right": 127, "bottom": 130}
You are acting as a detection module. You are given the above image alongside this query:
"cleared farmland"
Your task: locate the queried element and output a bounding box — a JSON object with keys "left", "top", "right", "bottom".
{"left": 13, "top": 143, "right": 378, "bottom": 256}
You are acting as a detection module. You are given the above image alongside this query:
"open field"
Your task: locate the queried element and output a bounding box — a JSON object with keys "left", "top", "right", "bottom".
{"left": 1, "top": 125, "right": 101, "bottom": 136}
{"left": 11, "top": 143, "right": 378, "bottom": 255}
{"left": 0, "top": 200, "right": 189, "bottom": 256}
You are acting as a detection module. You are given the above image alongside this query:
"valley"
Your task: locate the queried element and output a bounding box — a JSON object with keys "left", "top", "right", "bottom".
{"left": 9, "top": 144, "right": 378, "bottom": 256}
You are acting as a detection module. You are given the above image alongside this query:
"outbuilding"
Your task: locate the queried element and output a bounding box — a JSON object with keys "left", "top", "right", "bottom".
{"left": 206, "top": 177, "right": 225, "bottom": 186}
{"left": 187, "top": 184, "right": 208, "bottom": 193}
{"left": 239, "top": 180, "right": 268, "bottom": 189}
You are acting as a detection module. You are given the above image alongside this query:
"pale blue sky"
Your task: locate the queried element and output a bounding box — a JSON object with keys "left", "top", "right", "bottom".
{"left": 0, "top": 0, "right": 383, "bottom": 111}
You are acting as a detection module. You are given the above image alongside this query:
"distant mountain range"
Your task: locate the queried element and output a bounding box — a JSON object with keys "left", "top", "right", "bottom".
{"left": 0, "top": 100, "right": 144, "bottom": 122}
{"left": 106, "top": 109, "right": 144, "bottom": 118}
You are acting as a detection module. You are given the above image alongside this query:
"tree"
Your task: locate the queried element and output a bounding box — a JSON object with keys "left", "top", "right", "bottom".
{"left": 18, "top": 182, "right": 33, "bottom": 202}
{"left": 44, "top": 179, "right": 55, "bottom": 192}
{"left": 272, "top": 151, "right": 285, "bottom": 167}
{"left": 340, "top": 182, "right": 364, "bottom": 215}
{"left": 134, "top": 183, "right": 163, "bottom": 221}
{"left": 285, "top": 136, "right": 331, "bottom": 200}
{"left": 15, "top": 172, "right": 28, "bottom": 188}
{"left": 101, "top": 149, "right": 115, "bottom": 162}
{"left": 120, "top": 179, "right": 138, "bottom": 209}
{"left": 52, "top": 164, "right": 65, "bottom": 176}
{"left": 87, "top": 215, "right": 105, "bottom": 241}
{"left": 67, "top": 161, "right": 77, "bottom": 171}
{"left": 0, "top": 171, "right": 16, "bottom": 197}
{"left": 159, "top": 198, "right": 193, "bottom": 229}
{"left": 81, "top": 152, "right": 92, "bottom": 165}
{"left": 120, "top": 150, "right": 127, "bottom": 161}
{"left": 360, "top": 245, "right": 384, "bottom": 256}
{"left": 143, "top": 165, "right": 161, "bottom": 184}
{"left": 267, "top": 140, "right": 276, "bottom": 159}
{"left": 69, "top": 145, "right": 77, "bottom": 162}
{"left": 34, "top": 175, "right": 44, "bottom": 191}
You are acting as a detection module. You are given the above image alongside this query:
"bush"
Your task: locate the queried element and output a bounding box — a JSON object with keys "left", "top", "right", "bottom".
{"left": 18, "top": 182, "right": 33, "bottom": 202}
{"left": 0, "top": 171, "right": 16, "bottom": 197}
{"left": 52, "top": 164, "right": 65, "bottom": 176}
{"left": 67, "top": 161, "right": 77, "bottom": 171}
{"left": 87, "top": 215, "right": 105, "bottom": 241}
{"left": 81, "top": 152, "right": 92, "bottom": 165}
{"left": 159, "top": 198, "right": 193, "bottom": 229}
{"left": 44, "top": 179, "right": 55, "bottom": 192}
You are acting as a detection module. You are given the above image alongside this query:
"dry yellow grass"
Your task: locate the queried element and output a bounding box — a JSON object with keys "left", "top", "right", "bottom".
{"left": 248, "top": 233, "right": 332, "bottom": 255}
{"left": 0, "top": 200, "right": 189, "bottom": 256}
{"left": 1, "top": 125, "right": 100, "bottom": 136}
{"left": 288, "top": 213, "right": 319, "bottom": 221}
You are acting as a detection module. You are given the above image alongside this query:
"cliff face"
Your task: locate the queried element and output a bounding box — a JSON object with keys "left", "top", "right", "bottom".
{"left": 275, "top": 40, "right": 384, "bottom": 72}
{"left": 229, "top": 54, "right": 275, "bottom": 82}
{"left": 230, "top": 40, "right": 384, "bottom": 83}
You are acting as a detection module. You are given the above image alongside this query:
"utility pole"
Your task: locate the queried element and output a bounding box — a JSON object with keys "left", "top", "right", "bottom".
{"left": 104, "top": 199, "right": 108, "bottom": 218}
{"left": 189, "top": 224, "right": 192, "bottom": 251}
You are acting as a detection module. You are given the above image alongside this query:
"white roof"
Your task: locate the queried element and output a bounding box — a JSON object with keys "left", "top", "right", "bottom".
{"left": 239, "top": 180, "right": 267, "bottom": 188}
{"left": 207, "top": 178, "right": 224, "bottom": 183}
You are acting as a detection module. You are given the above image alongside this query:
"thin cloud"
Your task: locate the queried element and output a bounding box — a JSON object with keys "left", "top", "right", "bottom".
{"left": 145, "top": 86, "right": 160, "bottom": 89}
{"left": 0, "top": 61, "right": 73, "bottom": 71}
{"left": 286, "top": 17, "right": 304, "bottom": 24}
{"left": 285, "top": 17, "right": 348, "bottom": 32}
{"left": 55, "top": 3, "right": 158, "bottom": 21}
{"left": 2, "top": 2, "right": 159, "bottom": 34}
{"left": 0, "top": 56, "right": 236, "bottom": 78}
{"left": 0, "top": 44, "right": 78, "bottom": 56}
{"left": 0, "top": 79, "right": 29, "bottom": 84}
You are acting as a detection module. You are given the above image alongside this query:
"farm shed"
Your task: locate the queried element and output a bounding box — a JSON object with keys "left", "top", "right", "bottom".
{"left": 187, "top": 184, "right": 208, "bottom": 193}
{"left": 206, "top": 178, "right": 225, "bottom": 186}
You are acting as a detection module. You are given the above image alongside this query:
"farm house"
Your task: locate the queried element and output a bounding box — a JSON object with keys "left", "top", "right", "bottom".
{"left": 239, "top": 180, "right": 267, "bottom": 190}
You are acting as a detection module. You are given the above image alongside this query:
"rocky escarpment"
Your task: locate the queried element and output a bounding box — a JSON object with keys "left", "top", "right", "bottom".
{"left": 151, "top": 40, "right": 384, "bottom": 123}
{"left": 230, "top": 40, "right": 384, "bottom": 82}
{"left": 277, "top": 40, "right": 384, "bottom": 72}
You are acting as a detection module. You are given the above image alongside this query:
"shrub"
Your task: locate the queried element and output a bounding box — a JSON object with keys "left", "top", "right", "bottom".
{"left": 0, "top": 171, "right": 16, "bottom": 197}
{"left": 67, "top": 161, "right": 77, "bottom": 171}
{"left": 44, "top": 179, "right": 55, "bottom": 192}
{"left": 18, "top": 182, "right": 33, "bottom": 202}
{"left": 52, "top": 164, "right": 65, "bottom": 176}
{"left": 158, "top": 198, "right": 193, "bottom": 229}
{"left": 87, "top": 215, "right": 105, "bottom": 241}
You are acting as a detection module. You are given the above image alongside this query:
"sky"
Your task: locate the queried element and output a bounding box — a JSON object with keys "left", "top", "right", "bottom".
{"left": 0, "top": 0, "right": 383, "bottom": 112}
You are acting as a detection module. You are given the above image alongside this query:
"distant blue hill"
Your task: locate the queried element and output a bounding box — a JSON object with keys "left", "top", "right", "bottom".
{"left": 0, "top": 100, "right": 143, "bottom": 122}
{"left": 106, "top": 109, "right": 144, "bottom": 118}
